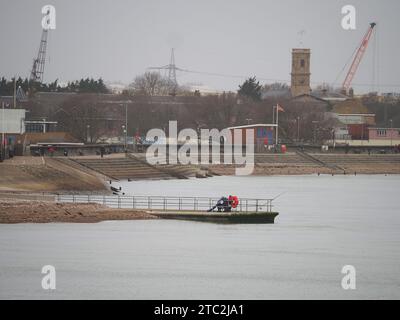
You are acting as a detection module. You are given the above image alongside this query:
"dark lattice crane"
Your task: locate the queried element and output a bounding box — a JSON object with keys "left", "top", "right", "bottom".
{"left": 29, "top": 28, "right": 49, "bottom": 83}
{"left": 342, "top": 22, "right": 376, "bottom": 94}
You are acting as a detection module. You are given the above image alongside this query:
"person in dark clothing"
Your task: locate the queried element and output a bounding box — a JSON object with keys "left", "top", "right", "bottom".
{"left": 208, "top": 197, "right": 231, "bottom": 212}
{"left": 100, "top": 146, "right": 105, "bottom": 158}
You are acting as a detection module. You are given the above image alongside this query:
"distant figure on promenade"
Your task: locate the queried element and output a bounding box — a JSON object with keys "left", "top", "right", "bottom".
{"left": 100, "top": 146, "right": 105, "bottom": 158}
{"left": 48, "top": 146, "right": 55, "bottom": 157}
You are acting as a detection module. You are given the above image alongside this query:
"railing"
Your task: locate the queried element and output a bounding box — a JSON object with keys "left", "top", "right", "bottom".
{"left": 56, "top": 194, "right": 274, "bottom": 213}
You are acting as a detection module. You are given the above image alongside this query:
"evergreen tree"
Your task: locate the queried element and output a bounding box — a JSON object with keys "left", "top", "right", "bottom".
{"left": 238, "top": 77, "right": 262, "bottom": 101}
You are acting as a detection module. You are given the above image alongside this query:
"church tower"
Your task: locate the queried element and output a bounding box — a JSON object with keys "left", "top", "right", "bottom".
{"left": 291, "top": 48, "right": 311, "bottom": 97}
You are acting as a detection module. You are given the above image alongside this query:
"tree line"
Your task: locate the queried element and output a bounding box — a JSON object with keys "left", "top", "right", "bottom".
{"left": 1, "top": 73, "right": 287, "bottom": 100}
{"left": 0, "top": 77, "right": 110, "bottom": 96}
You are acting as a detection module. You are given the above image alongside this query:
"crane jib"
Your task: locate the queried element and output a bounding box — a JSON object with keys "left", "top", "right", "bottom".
{"left": 342, "top": 22, "right": 376, "bottom": 93}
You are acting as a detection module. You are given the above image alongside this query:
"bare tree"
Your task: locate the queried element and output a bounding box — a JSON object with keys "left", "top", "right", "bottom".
{"left": 128, "top": 72, "right": 174, "bottom": 96}
{"left": 263, "top": 82, "right": 289, "bottom": 92}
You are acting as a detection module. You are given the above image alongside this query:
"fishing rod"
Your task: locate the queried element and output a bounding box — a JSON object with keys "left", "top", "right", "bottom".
{"left": 255, "top": 192, "right": 286, "bottom": 211}
{"left": 272, "top": 192, "right": 286, "bottom": 201}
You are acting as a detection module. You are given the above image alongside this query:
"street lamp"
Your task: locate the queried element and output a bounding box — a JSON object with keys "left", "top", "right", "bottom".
{"left": 122, "top": 125, "right": 127, "bottom": 151}
{"left": 120, "top": 103, "right": 128, "bottom": 153}
{"left": 331, "top": 128, "right": 336, "bottom": 150}
{"left": 1, "top": 102, "right": 5, "bottom": 161}
{"left": 86, "top": 124, "right": 90, "bottom": 143}
{"left": 296, "top": 116, "right": 300, "bottom": 143}
{"left": 312, "top": 121, "right": 319, "bottom": 145}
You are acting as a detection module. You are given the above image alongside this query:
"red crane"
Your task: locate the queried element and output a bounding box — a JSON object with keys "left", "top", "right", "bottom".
{"left": 342, "top": 22, "right": 376, "bottom": 94}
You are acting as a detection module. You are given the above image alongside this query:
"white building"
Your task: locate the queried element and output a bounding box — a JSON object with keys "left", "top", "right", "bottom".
{"left": 0, "top": 109, "right": 26, "bottom": 134}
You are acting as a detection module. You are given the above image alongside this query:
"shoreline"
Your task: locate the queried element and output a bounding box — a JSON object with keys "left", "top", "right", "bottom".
{"left": 209, "top": 165, "right": 400, "bottom": 176}
{"left": 0, "top": 199, "right": 157, "bottom": 224}
{"left": 1, "top": 155, "right": 399, "bottom": 194}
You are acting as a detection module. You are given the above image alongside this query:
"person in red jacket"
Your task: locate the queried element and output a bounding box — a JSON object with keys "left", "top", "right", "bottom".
{"left": 228, "top": 195, "right": 239, "bottom": 211}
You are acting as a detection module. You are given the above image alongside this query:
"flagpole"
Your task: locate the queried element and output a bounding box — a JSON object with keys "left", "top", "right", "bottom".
{"left": 13, "top": 76, "right": 17, "bottom": 109}
{"left": 275, "top": 104, "right": 279, "bottom": 146}
{"left": 1, "top": 102, "right": 4, "bottom": 161}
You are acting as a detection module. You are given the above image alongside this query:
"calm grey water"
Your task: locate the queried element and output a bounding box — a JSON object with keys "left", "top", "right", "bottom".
{"left": 1, "top": 175, "right": 399, "bottom": 299}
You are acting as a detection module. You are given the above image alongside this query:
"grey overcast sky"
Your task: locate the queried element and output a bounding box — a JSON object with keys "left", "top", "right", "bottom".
{"left": 0, "top": 0, "right": 399, "bottom": 93}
